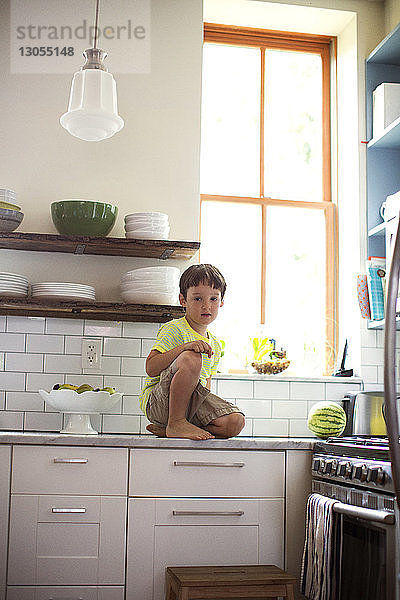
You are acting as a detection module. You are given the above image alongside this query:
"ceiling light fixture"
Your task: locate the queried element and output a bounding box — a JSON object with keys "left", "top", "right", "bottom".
{"left": 60, "top": 0, "right": 124, "bottom": 142}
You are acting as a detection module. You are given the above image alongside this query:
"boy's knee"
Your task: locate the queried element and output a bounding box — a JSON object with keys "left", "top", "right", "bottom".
{"left": 176, "top": 350, "right": 202, "bottom": 376}
{"left": 216, "top": 413, "right": 245, "bottom": 438}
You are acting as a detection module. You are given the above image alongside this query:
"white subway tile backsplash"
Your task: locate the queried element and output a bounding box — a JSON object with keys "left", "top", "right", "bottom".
{"left": 103, "top": 414, "right": 141, "bottom": 434}
{"left": 272, "top": 400, "right": 308, "bottom": 419}
{"left": 0, "top": 332, "right": 25, "bottom": 352}
{"left": 46, "top": 318, "right": 84, "bottom": 335}
{"left": 0, "top": 392, "right": 4, "bottom": 410}
{"left": 141, "top": 339, "right": 157, "bottom": 357}
{"left": 104, "top": 375, "right": 142, "bottom": 395}
{"left": 44, "top": 354, "right": 81, "bottom": 374}
{"left": 65, "top": 336, "right": 83, "bottom": 354}
{"left": 361, "top": 365, "right": 378, "bottom": 384}
{"left": 5, "top": 353, "right": 43, "bottom": 373}
{"left": 123, "top": 395, "right": 142, "bottom": 415}
{"left": 376, "top": 330, "right": 384, "bottom": 348}
{"left": 6, "top": 316, "right": 45, "bottom": 334}
{"left": 24, "top": 411, "right": 62, "bottom": 432}
{"left": 121, "top": 357, "right": 146, "bottom": 376}
{"left": 123, "top": 322, "right": 160, "bottom": 338}
{"left": 290, "top": 382, "right": 325, "bottom": 401}
{"left": 254, "top": 381, "right": 289, "bottom": 400}
{"left": 6, "top": 391, "right": 44, "bottom": 412}
{"left": 360, "top": 328, "right": 377, "bottom": 348}
{"left": 289, "top": 419, "right": 315, "bottom": 437}
{"left": 361, "top": 347, "right": 384, "bottom": 367}
{"left": 0, "top": 317, "right": 5, "bottom": 332}
{"left": 377, "top": 366, "right": 384, "bottom": 384}
{"left": 84, "top": 321, "right": 122, "bottom": 337}
{"left": 101, "top": 399, "right": 122, "bottom": 414}
{"left": 85, "top": 356, "right": 120, "bottom": 376}
{"left": 104, "top": 337, "right": 141, "bottom": 357}
{"left": 217, "top": 379, "right": 253, "bottom": 399}
{"left": 326, "top": 382, "right": 361, "bottom": 400}
{"left": 253, "top": 419, "right": 289, "bottom": 437}
{"left": 236, "top": 399, "right": 271, "bottom": 418}
{"left": 26, "top": 373, "right": 64, "bottom": 392}
{"left": 0, "top": 372, "right": 25, "bottom": 392}
{"left": 238, "top": 419, "right": 253, "bottom": 436}
{"left": 27, "top": 334, "right": 64, "bottom": 354}
{"left": 0, "top": 411, "right": 23, "bottom": 430}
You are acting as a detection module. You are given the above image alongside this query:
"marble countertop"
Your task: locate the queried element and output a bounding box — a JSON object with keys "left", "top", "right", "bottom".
{"left": 0, "top": 432, "right": 315, "bottom": 450}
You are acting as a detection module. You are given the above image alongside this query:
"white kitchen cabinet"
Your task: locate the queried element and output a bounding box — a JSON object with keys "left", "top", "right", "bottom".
{"left": 0, "top": 446, "right": 11, "bottom": 600}
{"left": 7, "top": 446, "right": 128, "bottom": 596}
{"left": 127, "top": 449, "right": 285, "bottom": 600}
{"left": 6, "top": 586, "right": 125, "bottom": 600}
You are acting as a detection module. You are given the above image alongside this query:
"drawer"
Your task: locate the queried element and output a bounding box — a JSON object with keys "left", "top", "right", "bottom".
{"left": 7, "top": 587, "right": 125, "bottom": 600}
{"left": 8, "top": 495, "right": 126, "bottom": 586}
{"left": 12, "top": 446, "right": 128, "bottom": 495}
{"left": 129, "top": 449, "right": 285, "bottom": 497}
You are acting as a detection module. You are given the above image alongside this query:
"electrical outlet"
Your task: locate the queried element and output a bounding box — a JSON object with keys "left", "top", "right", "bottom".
{"left": 81, "top": 339, "right": 102, "bottom": 370}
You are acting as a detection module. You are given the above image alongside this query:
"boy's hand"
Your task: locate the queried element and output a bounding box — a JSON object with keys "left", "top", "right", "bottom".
{"left": 184, "top": 340, "right": 213, "bottom": 358}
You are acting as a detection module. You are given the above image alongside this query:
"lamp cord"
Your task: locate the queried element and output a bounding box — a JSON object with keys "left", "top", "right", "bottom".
{"left": 93, "top": 0, "right": 100, "bottom": 49}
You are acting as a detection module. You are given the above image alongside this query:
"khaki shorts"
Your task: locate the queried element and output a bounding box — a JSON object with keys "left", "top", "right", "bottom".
{"left": 145, "top": 361, "right": 243, "bottom": 428}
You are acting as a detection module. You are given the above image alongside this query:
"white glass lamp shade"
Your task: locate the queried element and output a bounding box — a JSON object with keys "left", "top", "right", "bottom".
{"left": 60, "top": 69, "right": 124, "bottom": 142}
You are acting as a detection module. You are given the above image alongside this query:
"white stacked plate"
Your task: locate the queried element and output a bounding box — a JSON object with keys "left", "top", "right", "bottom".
{"left": 124, "top": 212, "right": 170, "bottom": 240}
{"left": 31, "top": 282, "right": 96, "bottom": 302}
{"left": 0, "top": 272, "right": 29, "bottom": 297}
{"left": 121, "top": 266, "right": 179, "bottom": 304}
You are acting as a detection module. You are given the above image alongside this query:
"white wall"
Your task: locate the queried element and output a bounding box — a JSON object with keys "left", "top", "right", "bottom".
{"left": 0, "top": 0, "right": 203, "bottom": 300}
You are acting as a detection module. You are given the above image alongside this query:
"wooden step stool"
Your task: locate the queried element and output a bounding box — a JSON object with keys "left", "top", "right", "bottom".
{"left": 165, "top": 565, "right": 296, "bottom": 600}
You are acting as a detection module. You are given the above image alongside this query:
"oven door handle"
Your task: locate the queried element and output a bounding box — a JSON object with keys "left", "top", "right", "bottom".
{"left": 333, "top": 501, "right": 395, "bottom": 524}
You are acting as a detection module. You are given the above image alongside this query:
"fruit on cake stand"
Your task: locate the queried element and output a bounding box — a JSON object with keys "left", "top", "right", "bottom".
{"left": 39, "top": 384, "right": 122, "bottom": 434}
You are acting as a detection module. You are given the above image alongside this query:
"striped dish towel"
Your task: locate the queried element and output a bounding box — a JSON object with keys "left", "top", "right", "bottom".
{"left": 300, "top": 493, "right": 341, "bottom": 600}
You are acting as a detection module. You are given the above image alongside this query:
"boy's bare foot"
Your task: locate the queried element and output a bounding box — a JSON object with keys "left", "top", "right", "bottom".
{"left": 166, "top": 419, "right": 214, "bottom": 440}
{"left": 146, "top": 423, "right": 167, "bottom": 437}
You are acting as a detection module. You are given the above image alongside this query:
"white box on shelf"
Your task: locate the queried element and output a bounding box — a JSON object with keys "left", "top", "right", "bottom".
{"left": 373, "top": 82, "right": 400, "bottom": 138}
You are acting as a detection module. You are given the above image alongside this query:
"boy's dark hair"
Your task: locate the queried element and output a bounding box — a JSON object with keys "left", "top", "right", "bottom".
{"left": 179, "top": 264, "right": 227, "bottom": 299}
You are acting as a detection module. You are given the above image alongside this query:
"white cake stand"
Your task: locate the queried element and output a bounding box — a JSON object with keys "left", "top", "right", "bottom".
{"left": 39, "top": 389, "right": 122, "bottom": 435}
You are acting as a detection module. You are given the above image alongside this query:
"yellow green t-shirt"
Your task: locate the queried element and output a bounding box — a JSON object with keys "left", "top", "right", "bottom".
{"left": 139, "top": 316, "right": 221, "bottom": 414}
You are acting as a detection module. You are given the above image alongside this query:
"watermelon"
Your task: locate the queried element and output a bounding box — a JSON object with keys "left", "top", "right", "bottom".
{"left": 307, "top": 401, "right": 346, "bottom": 438}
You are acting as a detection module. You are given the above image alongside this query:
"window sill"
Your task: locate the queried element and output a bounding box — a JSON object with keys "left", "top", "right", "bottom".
{"left": 214, "top": 372, "right": 363, "bottom": 383}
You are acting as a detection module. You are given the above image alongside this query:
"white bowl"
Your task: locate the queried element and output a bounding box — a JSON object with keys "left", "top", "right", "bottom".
{"left": 39, "top": 388, "right": 122, "bottom": 413}
{"left": 121, "top": 290, "right": 177, "bottom": 304}
{"left": 125, "top": 231, "right": 169, "bottom": 240}
{"left": 124, "top": 223, "right": 169, "bottom": 231}
{"left": 125, "top": 212, "right": 168, "bottom": 220}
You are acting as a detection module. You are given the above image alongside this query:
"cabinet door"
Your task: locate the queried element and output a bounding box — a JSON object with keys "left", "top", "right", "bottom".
{"left": 0, "top": 446, "right": 10, "bottom": 600}
{"left": 126, "top": 497, "right": 284, "bottom": 600}
{"left": 8, "top": 495, "right": 126, "bottom": 585}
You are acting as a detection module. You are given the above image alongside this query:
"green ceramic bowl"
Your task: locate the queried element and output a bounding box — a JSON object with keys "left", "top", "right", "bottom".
{"left": 51, "top": 200, "right": 118, "bottom": 237}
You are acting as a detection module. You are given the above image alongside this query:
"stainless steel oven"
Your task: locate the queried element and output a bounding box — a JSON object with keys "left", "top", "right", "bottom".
{"left": 310, "top": 436, "right": 399, "bottom": 600}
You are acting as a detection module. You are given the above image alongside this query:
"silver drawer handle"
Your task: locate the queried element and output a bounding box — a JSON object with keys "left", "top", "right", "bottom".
{"left": 53, "top": 458, "right": 88, "bottom": 464}
{"left": 51, "top": 507, "right": 87, "bottom": 514}
{"left": 173, "top": 461, "right": 245, "bottom": 468}
{"left": 172, "top": 510, "right": 244, "bottom": 517}
{"left": 48, "top": 597, "right": 83, "bottom": 599}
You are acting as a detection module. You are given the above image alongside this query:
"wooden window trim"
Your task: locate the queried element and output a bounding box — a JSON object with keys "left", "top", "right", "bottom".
{"left": 201, "top": 24, "right": 337, "bottom": 374}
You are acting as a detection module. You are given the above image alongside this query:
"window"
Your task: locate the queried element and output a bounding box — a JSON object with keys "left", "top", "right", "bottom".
{"left": 200, "top": 23, "right": 337, "bottom": 376}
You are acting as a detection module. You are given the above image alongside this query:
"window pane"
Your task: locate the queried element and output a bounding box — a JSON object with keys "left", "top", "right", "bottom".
{"left": 200, "top": 201, "right": 262, "bottom": 370}
{"left": 264, "top": 50, "right": 323, "bottom": 202}
{"left": 201, "top": 44, "right": 260, "bottom": 197}
{"left": 265, "top": 205, "right": 326, "bottom": 375}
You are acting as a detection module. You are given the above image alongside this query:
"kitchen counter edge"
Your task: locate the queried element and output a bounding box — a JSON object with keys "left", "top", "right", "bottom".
{"left": 0, "top": 432, "right": 315, "bottom": 450}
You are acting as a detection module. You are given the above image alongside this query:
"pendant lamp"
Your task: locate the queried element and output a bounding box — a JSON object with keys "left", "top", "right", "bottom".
{"left": 60, "top": 0, "right": 124, "bottom": 142}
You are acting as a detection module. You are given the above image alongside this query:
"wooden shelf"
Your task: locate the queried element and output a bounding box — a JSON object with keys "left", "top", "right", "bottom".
{"left": 0, "top": 232, "right": 200, "bottom": 260}
{"left": 367, "top": 316, "right": 400, "bottom": 330}
{"left": 368, "top": 115, "right": 400, "bottom": 149}
{"left": 0, "top": 297, "right": 185, "bottom": 323}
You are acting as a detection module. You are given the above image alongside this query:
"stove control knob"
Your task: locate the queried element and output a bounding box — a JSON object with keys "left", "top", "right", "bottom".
{"left": 353, "top": 464, "right": 368, "bottom": 482}
{"left": 344, "top": 462, "right": 353, "bottom": 479}
{"left": 318, "top": 459, "right": 325, "bottom": 474}
{"left": 312, "top": 458, "right": 321, "bottom": 472}
{"left": 323, "top": 459, "right": 337, "bottom": 475}
{"left": 367, "top": 466, "right": 386, "bottom": 485}
{"left": 337, "top": 462, "right": 347, "bottom": 477}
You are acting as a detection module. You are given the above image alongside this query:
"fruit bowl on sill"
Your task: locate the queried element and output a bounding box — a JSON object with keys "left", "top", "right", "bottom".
{"left": 38, "top": 388, "right": 122, "bottom": 434}
{"left": 250, "top": 359, "right": 291, "bottom": 375}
